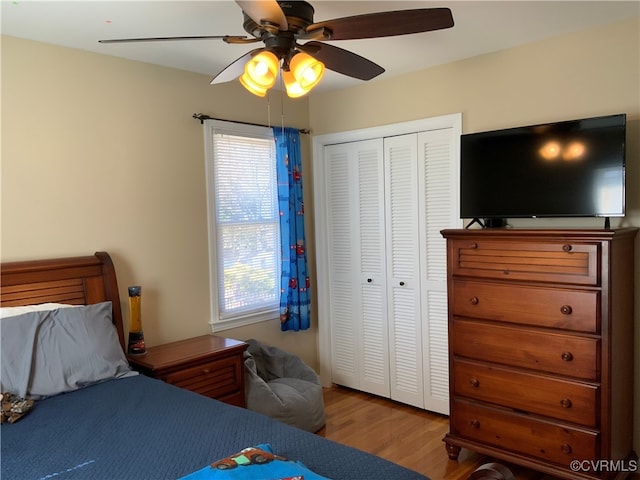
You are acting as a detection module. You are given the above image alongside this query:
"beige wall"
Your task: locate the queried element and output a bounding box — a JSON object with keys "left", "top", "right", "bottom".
{"left": 309, "top": 17, "right": 640, "bottom": 454}
{"left": 0, "top": 35, "right": 318, "bottom": 367}
{"left": 2, "top": 15, "right": 640, "bottom": 452}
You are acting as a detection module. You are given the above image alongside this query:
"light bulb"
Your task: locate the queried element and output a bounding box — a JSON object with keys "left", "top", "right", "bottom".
{"left": 289, "top": 52, "right": 325, "bottom": 90}
{"left": 254, "top": 61, "right": 269, "bottom": 77}
{"left": 283, "top": 69, "right": 310, "bottom": 98}
{"left": 240, "top": 51, "right": 279, "bottom": 96}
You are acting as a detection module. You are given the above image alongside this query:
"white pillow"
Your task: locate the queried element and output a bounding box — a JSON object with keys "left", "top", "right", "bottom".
{"left": 0, "top": 303, "right": 78, "bottom": 318}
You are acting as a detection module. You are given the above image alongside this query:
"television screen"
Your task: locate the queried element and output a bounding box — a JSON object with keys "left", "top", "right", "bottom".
{"left": 460, "top": 114, "right": 626, "bottom": 222}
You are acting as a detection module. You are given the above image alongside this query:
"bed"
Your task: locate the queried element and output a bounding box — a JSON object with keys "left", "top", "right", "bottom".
{"left": 0, "top": 252, "right": 428, "bottom": 480}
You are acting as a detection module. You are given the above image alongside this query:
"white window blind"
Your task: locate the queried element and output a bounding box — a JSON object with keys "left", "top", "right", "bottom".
{"left": 203, "top": 120, "right": 280, "bottom": 331}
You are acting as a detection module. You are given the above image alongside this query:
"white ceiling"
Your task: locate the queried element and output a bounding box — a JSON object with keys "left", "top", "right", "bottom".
{"left": 2, "top": 1, "right": 639, "bottom": 93}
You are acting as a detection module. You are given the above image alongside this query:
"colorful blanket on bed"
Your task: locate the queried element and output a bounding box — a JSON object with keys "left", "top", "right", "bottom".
{"left": 180, "top": 444, "right": 330, "bottom": 480}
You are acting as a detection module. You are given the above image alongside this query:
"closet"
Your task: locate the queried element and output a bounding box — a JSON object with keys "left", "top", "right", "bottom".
{"left": 313, "top": 115, "right": 461, "bottom": 414}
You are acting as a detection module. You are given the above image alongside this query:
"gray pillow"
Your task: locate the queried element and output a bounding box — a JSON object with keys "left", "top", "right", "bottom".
{"left": 1, "top": 302, "right": 136, "bottom": 399}
{"left": 0, "top": 310, "right": 42, "bottom": 398}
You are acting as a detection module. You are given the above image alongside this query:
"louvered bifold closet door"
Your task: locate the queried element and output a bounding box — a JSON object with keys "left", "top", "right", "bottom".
{"left": 384, "top": 134, "right": 424, "bottom": 408}
{"left": 418, "top": 128, "right": 458, "bottom": 415}
{"left": 325, "top": 139, "right": 389, "bottom": 397}
{"left": 356, "top": 140, "right": 390, "bottom": 397}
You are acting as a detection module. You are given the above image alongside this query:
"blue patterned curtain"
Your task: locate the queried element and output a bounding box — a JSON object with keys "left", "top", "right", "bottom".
{"left": 274, "top": 127, "right": 311, "bottom": 331}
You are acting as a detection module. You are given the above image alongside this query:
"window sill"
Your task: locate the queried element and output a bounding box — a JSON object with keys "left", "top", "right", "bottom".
{"left": 209, "top": 309, "right": 279, "bottom": 333}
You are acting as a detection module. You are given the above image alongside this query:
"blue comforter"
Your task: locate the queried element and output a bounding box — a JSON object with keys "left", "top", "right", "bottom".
{"left": 1, "top": 375, "right": 428, "bottom": 480}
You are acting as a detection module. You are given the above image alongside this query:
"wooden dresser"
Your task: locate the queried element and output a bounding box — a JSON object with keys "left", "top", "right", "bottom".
{"left": 441, "top": 228, "right": 638, "bottom": 479}
{"left": 127, "top": 334, "right": 248, "bottom": 407}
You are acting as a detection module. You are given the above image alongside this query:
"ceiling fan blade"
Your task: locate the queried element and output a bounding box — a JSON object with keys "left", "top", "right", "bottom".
{"left": 235, "top": 0, "right": 288, "bottom": 31}
{"left": 210, "top": 48, "right": 264, "bottom": 84}
{"left": 307, "top": 7, "right": 454, "bottom": 41}
{"left": 297, "top": 41, "right": 384, "bottom": 81}
{"left": 99, "top": 35, "right": 250, "bottom": 44}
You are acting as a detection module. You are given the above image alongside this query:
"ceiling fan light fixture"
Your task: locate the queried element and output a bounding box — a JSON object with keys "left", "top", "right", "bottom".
{"left": 239, "top": 73, "right": 269, "bottom": 97}
{"left": 282, "top": 69, "right": 310, "bottom": 98}
{"left": 100, "top": 4, "right": 455, "bottom": 97}
{"left": 289, "top": 52, "right": 325, "bottom": 90}
{"left": 241, "top": 50, "right": 280, "bottom": 95}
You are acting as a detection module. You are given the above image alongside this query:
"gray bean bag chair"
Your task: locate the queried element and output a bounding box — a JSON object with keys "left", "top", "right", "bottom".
{"left": 244, "top": 339, "right": 326, "bottom": 433}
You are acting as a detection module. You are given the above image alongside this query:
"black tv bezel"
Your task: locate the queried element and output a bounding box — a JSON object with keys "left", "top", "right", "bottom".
{"left": 459, "top": 113, "right": 627, "bottom": 223}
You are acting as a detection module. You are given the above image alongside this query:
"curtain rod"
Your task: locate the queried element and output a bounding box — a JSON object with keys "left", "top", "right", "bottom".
{"left": 192, "top": 113, "right": 310, "bottom": 135}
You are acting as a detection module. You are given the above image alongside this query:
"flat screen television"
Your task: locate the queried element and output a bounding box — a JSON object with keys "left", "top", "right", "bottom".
{"left": 460, "top": 114, "right": 626, "bottom": 227}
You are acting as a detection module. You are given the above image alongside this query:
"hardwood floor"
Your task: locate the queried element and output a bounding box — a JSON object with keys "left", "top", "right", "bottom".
{"left": 317, "top": 385, "right": 564, "bottom": 480}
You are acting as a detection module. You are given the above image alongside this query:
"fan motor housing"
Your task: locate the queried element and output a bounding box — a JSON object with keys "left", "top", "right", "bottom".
{"left": 278, "top": 1, "right": 315, "bottom": 31}
{"left": 264, "top": 32, "right": 297, "bottom": 59}
{"left": 243, "top": 1, "right": 315, "bottom": 37}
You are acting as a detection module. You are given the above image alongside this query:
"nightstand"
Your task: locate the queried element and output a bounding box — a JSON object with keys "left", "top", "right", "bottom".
{"left": 127, "top": 334, "right": 248, "bottom": 407}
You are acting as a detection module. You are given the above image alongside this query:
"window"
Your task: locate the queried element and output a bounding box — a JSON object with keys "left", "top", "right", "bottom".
{"left": 203, "top": 120, "right": 280, "bottom": 331}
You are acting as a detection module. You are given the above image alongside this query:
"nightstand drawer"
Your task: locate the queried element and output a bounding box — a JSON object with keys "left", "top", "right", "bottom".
{"left": 452, "top": 319, "right": 599, "bottom": 380}
{"left": 451, "top": 239, "right": 599, "bottom": 286}
{"left": 452, "top": 279, "right": 599, "bottom": 333}
{"left": 163, "top": 356, "right": 243, "bottom": 400}
{"left": 453, "top": 359, "right": 599, "bottom": 427}
{"left": 127, "top": 335, "right": 248, "bottom": 407}
{"left": 451, "top": 398, "right": 599, "bottom": 467}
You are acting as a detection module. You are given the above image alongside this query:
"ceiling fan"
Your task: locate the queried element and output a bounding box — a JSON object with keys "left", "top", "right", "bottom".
{"left": 99, "top": 1, "right": 454, "bottom": 97}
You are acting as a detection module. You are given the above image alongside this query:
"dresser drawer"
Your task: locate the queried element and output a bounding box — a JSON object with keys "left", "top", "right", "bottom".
{"left": 452, "top": 319, "right": 599, "bottom": 380}
{"left": 451, "top": 239, "right": 599, "bottom": 286}
{"left": 452, "top": 279, "right": 599, "bottom": 333}
{"left": 162, "top": 356, "right": 243, "bottom": 399}
{"left": 451, "top": 398, "right": 599, "bottom": 467}
{"left": 453, "top": 358, "right": 599, "bottom": 427}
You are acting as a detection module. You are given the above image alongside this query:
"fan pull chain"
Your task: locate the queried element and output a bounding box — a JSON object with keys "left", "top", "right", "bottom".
{"left": 266, "top": 91, "right": 272, "bottom": 129}
{"left": 280, "top": 91, "right": 285, "bottom": 134}
{"left": 279, "top": 71, "right": 286, "bottom": 134}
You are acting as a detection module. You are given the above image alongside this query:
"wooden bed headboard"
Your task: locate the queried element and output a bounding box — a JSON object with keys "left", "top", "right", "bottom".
{"left": 0, "top": 252, "right": 125, "bottom": 349}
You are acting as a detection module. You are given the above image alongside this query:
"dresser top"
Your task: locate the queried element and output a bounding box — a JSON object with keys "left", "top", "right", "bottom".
{"left": 441, "top": 227, "right": 638, "bottom": 240}
{"left": 127, "top": 334, "right": 247, "bottom": 371}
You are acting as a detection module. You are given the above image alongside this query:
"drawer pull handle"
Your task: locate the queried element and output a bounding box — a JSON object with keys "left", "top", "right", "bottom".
{"left": 561, "top": 443, "right": 573, "bottom": 455}
{"left": 470, "top": 419, "right": 480, "bottom": 429}
{"left": 560, "top": 398, "right": 573, "bottom": 409}
{"left": 202, "top": 368, "right": 211, "bottom": 374}
{"left": 399, "top": 281, "right": 405, "bottom": 286}
{"left": 470, "top": 243, "right": 478, "bottom": 249}
{"left": 367, "top": 278, "right": 372, "bottom": 283}
{"left": 561, "top": 351, "right": 574, "bottom": 362}
{"left": 470, "top": 296, "right": 479, "bottom": 305}
{"left": 560, "top": 305, "right": 573, "bottom": 315}
{"left": 562, "top": 244, "right": 572, "bottom": 252}
{"left": 469, "top": 378, "right": 480, "bottom": 388}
